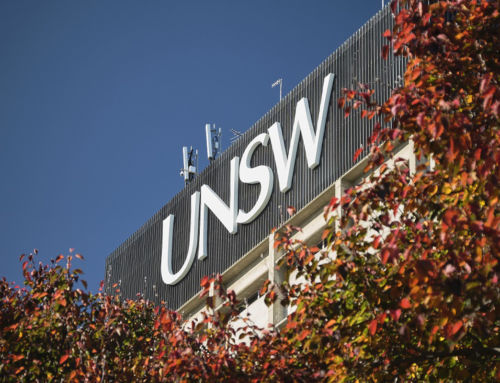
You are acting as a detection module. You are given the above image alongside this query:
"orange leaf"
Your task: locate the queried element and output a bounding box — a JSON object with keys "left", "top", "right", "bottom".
{"left": 59, "top": 354, "right": 69, "bottom": 365}
{"left": 325, "top": 319, "right": 336, "bottom": 328}
{"left": 11, "top": 354, "right": 24, "bottom": 362}
{"left": 485, "top": 207, "right": 495, "bottom": 228}
{"left": 381, "top": 248, "right": 391, "bottom": 265}
{"left": 450, "top": 321, "right": 463, "bottom": 336}
{"left": 15, "top": 366, "right": 25, "bottom": 375}
{"left": 287, "top": 321, "right": 298, "bottom": 330}
{"left": 369, "top": 319, "right": 377, "bottom": 336}
{"left": 297, "top": 329, "right": 310, "bottom": 341}
{"left": 353, "top": 147, "right": 363, "bottom": 162}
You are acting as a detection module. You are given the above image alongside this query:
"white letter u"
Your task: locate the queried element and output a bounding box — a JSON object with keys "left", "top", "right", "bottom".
{"left": 161, "top": 191, "right": 200, "bottom": 285}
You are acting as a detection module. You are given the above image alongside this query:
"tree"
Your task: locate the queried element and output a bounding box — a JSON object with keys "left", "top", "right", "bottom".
{"left": 1, "top": 1, "right": 498, "bottom": 381}
{"left": 258, "top": 0, "right": 499, "bottom": 380}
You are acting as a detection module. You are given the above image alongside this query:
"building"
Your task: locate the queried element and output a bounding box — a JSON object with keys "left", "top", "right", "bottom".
{"left": 104, "top": 5, "right": 409, "bottom": 325}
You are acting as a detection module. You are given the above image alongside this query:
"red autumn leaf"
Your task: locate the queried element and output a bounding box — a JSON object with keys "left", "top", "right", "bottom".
{"left": 59, "top": 354, "right": 70, "bottom": 365}
{"left": 353, "top": 147, "right": 363, "bottom": 162}
{"left": 287, "top": 321, "right": 298, "bottom": 330}
{"left": 297, "top": 329, "right": 310, "bottom": 341}
{"left": 383, "top": 29, "right": 392, "bottom": 38}
{"left": 337, "top": 97, "right": 345, "bottom": 108}
{"left": 399, "top": 298, "right": 411, "bottom": 309}
{"left": 485, "top": 207, "right": 495, "bottom": 228}
{"left": 369, "top": 319, "right": 377, "bottom": 336}
{"left": 309, "top": 246, "right": 320, "bottom": 254}
{"left": 422, "top": 12, "right": 431, "bottom": 25}
{"left": 11, "top": 354, "right": 24, "bottom": 362}
{"left": 381, "top": 248, "right": 391, "bottom": 264}
{"left": 36, "top": 292, "right": 48, "bottom": 299}
{"left": 287, "top": 206, "right": 296, "bottom": 216}
{"left": 474, "top": 148, "right": 481, "bottom": 161}
{"left": 443, "top": 209, "right": 459, "bottom": 226}
{"left": 344, "top": 106, "right": 351, "bottom": 118}
{"left": 446, "top": 137, "right": 458, "bottom": 162}
{"left": 200, "top": 276, "right": 211, "bottom": 288}
{"left": 390, "top": 309, "right": 402, "bottom": 321}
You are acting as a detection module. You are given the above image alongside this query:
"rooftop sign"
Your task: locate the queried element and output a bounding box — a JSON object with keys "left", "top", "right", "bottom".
{"left": 161, "top": 74, "right": 335, "bottom": 285}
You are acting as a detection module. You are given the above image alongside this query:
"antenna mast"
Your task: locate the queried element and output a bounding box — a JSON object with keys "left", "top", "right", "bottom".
{"left": 272, "top": 78, "right": 283, "bottom": 101}
{"left": 180, "top": 146, "right": 198, "bottom": 185}
{"left": 205, "top": 123, "right": 222, "bottom": 162}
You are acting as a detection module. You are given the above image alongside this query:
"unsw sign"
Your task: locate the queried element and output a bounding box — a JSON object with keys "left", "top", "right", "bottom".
{"left": 161, "top": 73, "right": 335, "bottom": 285}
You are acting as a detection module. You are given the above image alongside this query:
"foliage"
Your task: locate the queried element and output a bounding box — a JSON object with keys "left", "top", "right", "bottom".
{"left": 264, "top": 0, "right": 499, "bottom": 380}
{"left": 1, "top": 1, "right": 499, "bottom": 381}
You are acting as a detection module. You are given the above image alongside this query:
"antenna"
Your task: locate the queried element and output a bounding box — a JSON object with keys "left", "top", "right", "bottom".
{"left": 230, "top": 128, "right": 243, "bottom": 143}
{"left": 180, "top": 146, "right": 198, "bottom": 185}
{"left": 205, "top": 123, "right": 222, "bottom": 162}
{"left": 272, "top": 78, "right": 283, "bottom": 101}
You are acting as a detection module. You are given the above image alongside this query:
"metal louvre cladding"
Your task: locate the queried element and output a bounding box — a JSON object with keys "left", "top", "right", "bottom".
{"left": 105, "top": 6, "right": 405, "bottom": 310}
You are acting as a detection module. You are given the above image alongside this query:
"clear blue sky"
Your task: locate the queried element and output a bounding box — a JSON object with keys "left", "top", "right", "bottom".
{"left": 0, "top": 0, "right": 383, "bottom": 292}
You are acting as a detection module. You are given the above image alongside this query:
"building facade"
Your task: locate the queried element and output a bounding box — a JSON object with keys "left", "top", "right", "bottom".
{"left": 104, "top": 5, "right": 408, "bottom": 323}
